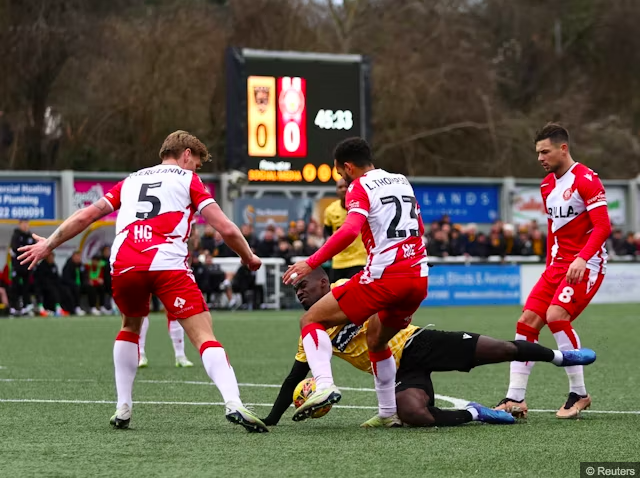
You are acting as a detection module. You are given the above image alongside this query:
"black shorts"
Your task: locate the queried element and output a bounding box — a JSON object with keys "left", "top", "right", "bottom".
{"left": 330, "top": 266, "right": 363, "bottom": 282}
{"left": 395, "top": 329, "right": 480, "bottom": 401}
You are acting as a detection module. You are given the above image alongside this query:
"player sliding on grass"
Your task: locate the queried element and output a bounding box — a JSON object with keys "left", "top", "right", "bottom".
{"left": 18, "top": 131, "right": 268, "bottom": 433}
{"left": 495, "top": 124, "right": 611, "bottom": 419}
{"left": 264, "top": 269, "right": 597, "bottom": 427}
{"left": 283, "top": 137, "right": 429, "bottom": 427}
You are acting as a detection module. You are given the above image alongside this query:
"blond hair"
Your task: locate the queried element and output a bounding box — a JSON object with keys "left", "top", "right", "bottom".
{"left": 159, "top": 130, "right": 211, "bottom": 162}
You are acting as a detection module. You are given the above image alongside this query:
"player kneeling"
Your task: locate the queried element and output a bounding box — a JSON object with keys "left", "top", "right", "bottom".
{"left": 263, "top": 269, "right": 597, "bottom": 428}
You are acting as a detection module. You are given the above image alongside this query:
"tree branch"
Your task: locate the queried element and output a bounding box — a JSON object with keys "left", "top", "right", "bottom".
{"left": 375, "top": 121, "right": 489, "bottom": 156}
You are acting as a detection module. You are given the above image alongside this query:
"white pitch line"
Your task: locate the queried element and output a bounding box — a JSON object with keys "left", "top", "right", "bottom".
{"left": 0, "top": 378, "right": 469, "bottom": 408}
{"left": 0, "top": 398, "right": 376, "bottom": 410}
{"left": 1, "top": 378, "right": 638, "bottom": 414}
{"left": 0, "top": 398, "right": 638, "bottom": 414}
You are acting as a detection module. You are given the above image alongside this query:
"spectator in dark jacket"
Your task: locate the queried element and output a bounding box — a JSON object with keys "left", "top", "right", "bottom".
{"left": 303, "top": 236, "right": 320, "bottom": 256}
{"left": 488, "top": 230, "right": 506, "bottom": 256}
{"left": 518, "top": 231, "right": 535, "bottom": 256}
{"left": 531, "top": 229, "right": 546, "bottom": 258}
{"left": 624, "top": 232, "right": 638, "bottom": 256}
{"left": 428, "top": 230, "right": 449, "bottom": 257}
{"left": 610, "top": 229, "right": 627, "bottom": 256}
{"left": 200, "top": 226, "right": 217, "bottom": 254}
{"left": 211, "top": 231, "right": 235, "bottom": 258}
{"left": 35, "top": 253, "right": 69, "bottom": 315}
{"left": 62, "top": 251, "right": 94, "bottom": 316}
{"left": 503, "top": 224, "right": 523, "bottom": 255}
{"left": 99, "top": 246, "right": 113, "bottom": 312}
{"left": 462, "top": 224, "right": 478, "bottom": 256}
{"left": 469, "top": 233, "right": 490, "bottom": 258}
{"left": 448, "top": 229, "right": 466, "bottom": 256}
{"left": 256, "top": 229, "right": 278, "bottom": 257}
{"left": 240, "top": 223, "right": 257, "bottom": 251}
{"left": 275, "top": 238, "right": 293, "bottom": 264}
{"left": 9, "top": 220, "right": 35, "bottom": 314}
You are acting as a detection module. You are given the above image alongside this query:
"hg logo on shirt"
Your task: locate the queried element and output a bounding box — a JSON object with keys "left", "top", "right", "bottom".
{"left": 133, "top": 225, "right": 153, "bottom": 242}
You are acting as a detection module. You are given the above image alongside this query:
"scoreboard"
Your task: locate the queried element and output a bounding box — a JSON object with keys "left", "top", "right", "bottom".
{"left": 226, "top": 48, "right": 371, "bottom": 184}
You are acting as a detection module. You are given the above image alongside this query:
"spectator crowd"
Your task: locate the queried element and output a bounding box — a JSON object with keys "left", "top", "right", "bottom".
{"left": 423, "top": 215, "right": 640, "bottom": 260}
{"left": 0, "top": 220, "right": 113, "bottom": 317}
{"left": 1, "top": 215, "right": 639, "bottom": 317}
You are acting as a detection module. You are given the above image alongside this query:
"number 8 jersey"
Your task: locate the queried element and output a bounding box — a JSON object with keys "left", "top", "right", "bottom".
{"left": 101, "top": 164, "right": 215, "bottom": 275}
{"left": 345, "top": 169, "right": 428, "bottom": 281}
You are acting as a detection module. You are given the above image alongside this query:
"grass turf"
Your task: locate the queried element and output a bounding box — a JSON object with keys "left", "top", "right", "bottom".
{"left": 0, "top": 303, "right": 639, "bottom": 477}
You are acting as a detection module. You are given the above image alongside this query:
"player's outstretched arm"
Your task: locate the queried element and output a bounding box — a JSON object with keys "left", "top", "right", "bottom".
{"left": 200, "top": 203, "right": 259, "bottom": 270}
{"left": 283, "top": 213, "right": 365, "bottom": 285}
{"left": 263, "top": 360, "right": 310, "bottom": 426}
{"left": 17, "top": 200, "right": 113, "bottom": 270}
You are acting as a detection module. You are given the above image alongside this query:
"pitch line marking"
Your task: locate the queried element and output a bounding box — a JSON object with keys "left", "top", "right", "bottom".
{"left": 0, "top": 378, "right": 469, "bottom": 408}
{"left": 1, "top": 378, "right": 639, "bottom": 414}
{"left": 0, "top": 398, "right": 638, "bottom": 414}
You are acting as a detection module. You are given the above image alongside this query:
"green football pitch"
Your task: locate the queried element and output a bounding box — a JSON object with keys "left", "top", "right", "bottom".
{"left": 0, "top": 304, "right": 639, "bottom": 477}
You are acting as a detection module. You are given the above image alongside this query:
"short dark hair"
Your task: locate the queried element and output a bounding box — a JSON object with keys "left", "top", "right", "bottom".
{"left": 308, "top": 267, "right": 329, "bottom": 281}
{"left": 534, "top": 123, "right": 570, "bottom": 146}
{"left": 334, "top": 137, "right": 373, "bottom": 168}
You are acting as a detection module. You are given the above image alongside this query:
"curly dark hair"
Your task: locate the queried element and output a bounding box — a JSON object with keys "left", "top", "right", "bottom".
{"left": 333, "top": 137, "right": 373, "bottom": 168}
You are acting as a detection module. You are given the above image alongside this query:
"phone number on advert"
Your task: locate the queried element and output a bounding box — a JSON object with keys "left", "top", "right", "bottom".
{"left": 0, "top": 207, "right": 47, "bottom": 219}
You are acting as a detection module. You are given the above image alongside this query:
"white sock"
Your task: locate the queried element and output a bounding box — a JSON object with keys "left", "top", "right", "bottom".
{"left": 506, "top": 365, "right": 532, "bottom": 402}
{"left": 370, "top": 350, "right": 397, "bottom": 418}
{"left": 550, "top": 321, "right": 587, "bottom": 396}
{"left": 201, "top": 344, "right": 241, "bottom": 406}
{"left": 139, "top": 316, "right": 149, "bottom": 357}
{"left": 168, "top": 319, "right": 185, "bottom": 358}
{"left": 506, "top": 324, "right": 539, "bottom": 402}
{"left": 301, "top": 325, "right": 334, "bottom": 390}
{"left": 466, "top": 406, "right": 480, "bottom": 421}
{"left": 113, "top": 332, "right": 139, "bottom": 409}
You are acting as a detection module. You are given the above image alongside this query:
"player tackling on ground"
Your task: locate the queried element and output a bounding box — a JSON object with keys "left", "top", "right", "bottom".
{"left": 264, "top": 269, "right": 597, "bottom": 427}
{"left": 495, "top": 123, "right": 611, "bottom": 419}
{"left": 283, "top": 137, "right": 429, "bottom": 426}
{"left": 18, "top": 131, "right": 268, "bottom": 432}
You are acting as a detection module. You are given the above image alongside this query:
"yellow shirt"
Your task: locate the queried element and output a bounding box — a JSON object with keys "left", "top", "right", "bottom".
{"left": 295, "top": 280, "right": 418, "bottom": 373}
{"left": 323, "top": 199, "right": 367, "bottom": 270}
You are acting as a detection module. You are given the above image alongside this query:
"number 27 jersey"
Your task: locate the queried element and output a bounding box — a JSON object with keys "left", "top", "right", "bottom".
{"left": 101, "top": 164, "right": 215, "bottom": 275}
{"left": 345, "top": 169, "right": 428, "bottom": 280}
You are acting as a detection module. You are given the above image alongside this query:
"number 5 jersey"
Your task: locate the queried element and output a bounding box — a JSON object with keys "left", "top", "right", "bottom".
{"left": 101, "top": 165, "right": 215, "bottom": 275}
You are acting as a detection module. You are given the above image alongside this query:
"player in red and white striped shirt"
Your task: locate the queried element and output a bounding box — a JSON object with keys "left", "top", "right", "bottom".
{"left": 495, "top": 124, "right": 611, "bottom": 419}
{"left": 18, "top": 131, "right": 268, "bottom": 432}
{"left": 283, "top": 137, "right": 429, "bottom": 426}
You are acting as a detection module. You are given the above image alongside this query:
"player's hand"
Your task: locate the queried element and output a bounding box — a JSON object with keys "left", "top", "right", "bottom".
{"left": 17, "top": 234, "right": 50, "bottom": 271}
{"left": 283, "top": 261, "right": 313, "bottom": 285}
{"left": 241, "top": 253, "right": 262, "bottom": 271}
{"left": 566, "top": 257, "right": 587, "bottom": 285}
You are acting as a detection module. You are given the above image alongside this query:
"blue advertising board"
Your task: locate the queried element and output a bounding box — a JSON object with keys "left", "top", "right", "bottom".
{"left": 413, "top": 184, "right": 500, "bottom": 224}
{"left": 422, "top": 265, "right": 521, "bottom": 307}
{"left": 0, "top": 181, "right": 57, "bottom": 220}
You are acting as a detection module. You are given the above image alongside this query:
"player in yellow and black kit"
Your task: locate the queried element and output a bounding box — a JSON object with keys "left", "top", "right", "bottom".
{"left": 262, "top": 268, "right": 597, "bottom": 428}
{"left": 323, "top": 178, "right": 367, "bottom": 282}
